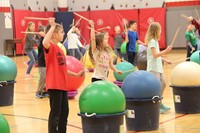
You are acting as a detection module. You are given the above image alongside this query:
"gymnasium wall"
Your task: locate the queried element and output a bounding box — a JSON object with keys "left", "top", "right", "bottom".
{"left": 0, "top": 13, "right": 13, "bottom": 55}
{"left": 166, "top": 6, "right": 200, "bottom": 48}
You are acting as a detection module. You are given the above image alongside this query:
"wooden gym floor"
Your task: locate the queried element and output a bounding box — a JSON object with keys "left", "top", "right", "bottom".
{"left": 0, "top": 49, "right": 200, "bottom": 133}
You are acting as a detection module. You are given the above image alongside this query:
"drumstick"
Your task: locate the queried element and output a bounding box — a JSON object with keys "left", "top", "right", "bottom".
{"left": 97, "top": 26, "right": 111, "bottom": 31}
{"left": 74, "top": 18, "right": 82, "bottom": 27}
{"left": 24, "top": 17, "right": 49, "bottom": 20}
{"left": 195, "top": 8, "right": 200, "bottom": 18}
{"left": 74, "top": 12, "right": 90, "bottom": 22}
{"left": 171, "top": 26, "right": 181, "bottom": 46}
{"left": 181, "top": 14, "right": 188, "bottom": 19}
{"left": 21, "top": 31, "right": 39, "bottom": 34}
{"left": 87, "top": 26, "right": 99, "bottom": 33}
{"left": 123, "top": 68, "right": 135, "bottom": 73}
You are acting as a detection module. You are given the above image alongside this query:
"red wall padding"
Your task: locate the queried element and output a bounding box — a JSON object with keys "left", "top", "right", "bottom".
{"left": 75, "top": 8, "right": 165, "bottom": 48}
{"left": 75, "top": 10, "right": 139, "bottom": 48}
{"left": 166, "top": 0, "right": 200, "bottom": 7}
{"left": 13, "top": 10, "right": 54, "bottom": 55}
{"left": 139, "top": 8, "right": 166, "bottom": 49}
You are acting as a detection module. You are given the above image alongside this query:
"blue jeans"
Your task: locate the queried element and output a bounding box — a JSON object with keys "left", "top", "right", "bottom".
{"left": 26, "top": 49, "right": 38, "bottom": 74}
{"left": 68, "top": 48, "right": 82, "bottom": 60}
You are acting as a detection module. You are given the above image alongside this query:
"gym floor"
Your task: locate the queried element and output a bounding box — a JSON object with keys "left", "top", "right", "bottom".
{"left": 1, "top": 49, "right": 200, "bottom": 133}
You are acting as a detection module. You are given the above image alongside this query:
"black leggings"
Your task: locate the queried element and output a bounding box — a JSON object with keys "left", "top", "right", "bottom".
{"left": 91, "top": 78, "right": 103, "bottom": 83}
{"left": 186, "top": 45, "right": 197, "bottom": 61}
{"left": 127, "top": 51, "right": 136, "bottom": 65}
{"left": 48, "top": 90, "right": 69, "bottom": 133}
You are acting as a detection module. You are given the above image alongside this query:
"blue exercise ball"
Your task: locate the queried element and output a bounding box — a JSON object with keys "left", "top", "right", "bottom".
{"left": 122, "top": 70, "right": 161, "bottom": 99}
{"left": 0, "top": 55, "right": 17, "bottom": 81}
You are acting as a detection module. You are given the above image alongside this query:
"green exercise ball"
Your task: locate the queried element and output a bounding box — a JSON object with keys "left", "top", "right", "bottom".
{"left": 114, "top": 62, "right": 135, "bottom": 81}
{"left": 0, "top": 55, "right": 17, "bottom": 81}
{"left": 79, "top": 81, "right": 126, "bottom": 114}
{"left": 0, "top": 114, "right": 10, "bottom": 133}
{"left": 120, "top": 41, "right": 127, "bottom": 54}
{"left": 190, "top": 50, "right": 200, "bottom": 64}
{"left": 136, "top": 43, "right": 139, "bottom": 53}
{"left": 34, "top": 48, "right": 38, "bottom": 54}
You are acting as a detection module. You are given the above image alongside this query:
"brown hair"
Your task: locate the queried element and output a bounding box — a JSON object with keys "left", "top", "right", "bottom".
{"left": 89, "top": 32, "right": 114, "bottom": 65}
{"left": 45, "top": 23, "right": 63, "bottom": 34}
{"left": 24, "top": 21, "right": 35, "bottom": 41}
{"left": 145, "top": 22, "right": 161, "bottom": 45}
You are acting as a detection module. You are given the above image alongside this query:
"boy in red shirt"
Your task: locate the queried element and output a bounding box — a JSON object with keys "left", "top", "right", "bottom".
{"left": 43, "top": 18, "right": 84, "bottom": 133}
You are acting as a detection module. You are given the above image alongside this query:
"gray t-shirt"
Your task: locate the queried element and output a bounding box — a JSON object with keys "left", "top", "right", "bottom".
{"left": 24, "top": 34, "right": 38, "bottom": 52}
{"left": 147, "top": 39, "right": 163, "bottom": 73}
{"left": 114, "top": 33, "right": 123, "bottom": 49}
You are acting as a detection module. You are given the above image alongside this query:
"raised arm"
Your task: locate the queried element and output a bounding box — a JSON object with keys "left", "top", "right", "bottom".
{"left": 89, "top": 20, "right": 96, "bottom": 53}
{"left": 42, "top": 17, "right": 56, "bottom": 49}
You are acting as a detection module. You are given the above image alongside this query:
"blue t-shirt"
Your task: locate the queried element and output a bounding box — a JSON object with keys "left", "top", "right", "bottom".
{"left": 128, "top": 31, "right": 138, "bottom": 52}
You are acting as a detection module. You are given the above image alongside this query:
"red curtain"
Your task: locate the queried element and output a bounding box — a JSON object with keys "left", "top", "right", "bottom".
{"left": 13, "top": 10, "right": 54, "bottom": 55}
{"left": 139, "top": 8, "right": 166, "bottom": 49}
{"left": 75, "top": 10, "right": 138, "bottom": 48}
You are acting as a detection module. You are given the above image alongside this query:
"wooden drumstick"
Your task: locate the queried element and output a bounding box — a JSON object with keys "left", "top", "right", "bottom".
{"left": 181, "top": 14, "right": 188, "bottom": 19}
{"left": 24, "top": 17, "right": 49, "bottom": 20}
{"left": 171, "top": 26, "right": 181, "bottom": 46}
{"left": 97, "top": 26, "right": 111, "bottom": 31}
{"left": 123, "top": 68, "right": 135, "bottom": 73}
{"left": 74, "top": 18, "right": 82, "bottom": 27}
{"left": 21, "top": 31, "right": 39, "bottom": 34}
{"left": 73, "top": 12, "right": 90, "bottom": 22}
{"left": 87, "top": 26, "right": 99, "bottom": 33}
{"left": 195, "top": 8, "right": 200, "bottom": 18}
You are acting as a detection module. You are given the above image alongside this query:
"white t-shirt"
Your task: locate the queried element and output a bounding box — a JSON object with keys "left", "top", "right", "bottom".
{"left": 92, "top": 49, "right": 112, "bottom": 80}
{"left": 147, "top": 39, "right": 163, "bottom": 73}
{"left": 67, "top": 29, "right": 83, "bottom": 49}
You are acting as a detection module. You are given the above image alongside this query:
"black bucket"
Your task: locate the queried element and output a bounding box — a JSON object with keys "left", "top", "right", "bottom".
{"left": 78, "top": 111, "right": 126, "bottom": 133}
{"left": 171, "top": 86, "right": 200, "bottom": 114}
{"left": 125, "top": 96, "right": 161, "bottom": 131}
{"left": 0, "top": 81, "right": 16, "bottom": 106}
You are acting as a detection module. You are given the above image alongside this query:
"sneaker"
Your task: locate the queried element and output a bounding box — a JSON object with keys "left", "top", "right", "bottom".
{"left": 35, "top": 93, "right": 44, "bottom": 99}
{"left": 42, "top": 92, "right": 49, "bottom": 98}
{"left": 160, "top": 103, "right": 171, "bottom": 111}
{"left": 160, "top": 108, "right": 165, "bottom": 114}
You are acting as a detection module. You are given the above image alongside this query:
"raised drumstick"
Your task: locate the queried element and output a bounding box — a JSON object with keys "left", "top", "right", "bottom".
{"left": 24, "top": 17, "right": 49, "bottom": 20}
{"left": 195, "top": 8, "right": 200, "bottom": 18}
{"left": 97, "top": 26, "right": 111, "bottom": 31}
{"left": 74, "top": 18, "right": 82, "bottom": 27}
{"left": 171, "top": 26, "right": 181, "bottom": 46}
{"left": 73, "top": 12, "right": 90, "bottom": 22}
{"left": 21, "top": 31, "right": 39, "bottom": 34}
{"left": 181, "top": 14, "right": 188, "bottom": 19}
{"left": 87, "top": 26, "right": 99, "bottom": 33}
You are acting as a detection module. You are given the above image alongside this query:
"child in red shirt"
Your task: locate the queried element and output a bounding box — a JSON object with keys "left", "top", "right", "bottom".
{"left": 43, "top": 18, "right": 83, "bottom": 133}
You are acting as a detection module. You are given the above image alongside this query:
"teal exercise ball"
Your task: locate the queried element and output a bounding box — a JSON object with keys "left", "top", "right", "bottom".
{"left": 0, "top": 114, "right": 10, "bottom": 133}
{"left": 79, "top": 81, "right": 126, "bottom": 114}
{"left": 0, "top": 55, "right": 17, "bottom": 81}
{"left": 114, "top": 62, "right": 135, "bottom": 81}
{"left": 190, "top": 50, "right": 200, "bottom": 64}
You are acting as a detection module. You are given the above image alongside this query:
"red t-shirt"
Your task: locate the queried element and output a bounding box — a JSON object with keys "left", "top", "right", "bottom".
{"left": 44, "top": 43, "right": 68, "bottom": 91}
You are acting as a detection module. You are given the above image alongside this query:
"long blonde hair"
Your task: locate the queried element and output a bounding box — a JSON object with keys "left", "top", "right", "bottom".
{"left": 145, "top": 22, "right": 161, "bottom": 45}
